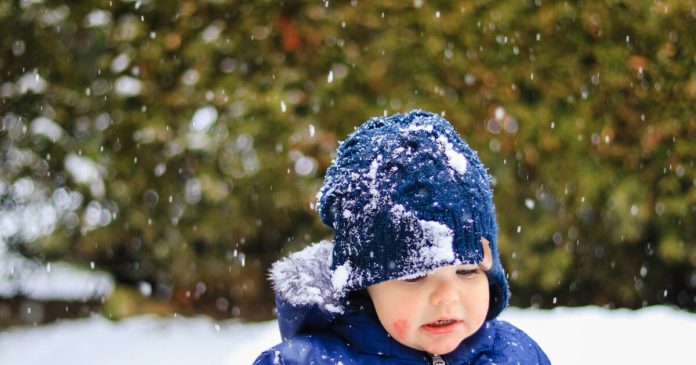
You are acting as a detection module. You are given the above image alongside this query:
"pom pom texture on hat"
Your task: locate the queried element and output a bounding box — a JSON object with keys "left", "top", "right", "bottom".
{"left": 316, "top": 110, "right": 509, "bottom": 319}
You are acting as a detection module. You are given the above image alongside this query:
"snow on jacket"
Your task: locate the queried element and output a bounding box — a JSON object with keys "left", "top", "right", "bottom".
{"left": 253, "top": 242, "right": 551, "bottom": 365}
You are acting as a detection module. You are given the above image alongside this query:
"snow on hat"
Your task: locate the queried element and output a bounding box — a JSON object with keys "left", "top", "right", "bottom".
{"left": 316, "top": 110, "right": 509, "bottom": 319}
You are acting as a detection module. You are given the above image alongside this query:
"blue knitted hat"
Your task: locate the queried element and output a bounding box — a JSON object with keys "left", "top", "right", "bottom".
{"left": 316, "top": 110, "right": 509, "bottom": 319}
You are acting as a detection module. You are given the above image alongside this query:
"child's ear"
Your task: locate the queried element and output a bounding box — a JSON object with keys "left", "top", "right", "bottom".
{"left": 479, "top": 237, "right": 493, "bottom": 271}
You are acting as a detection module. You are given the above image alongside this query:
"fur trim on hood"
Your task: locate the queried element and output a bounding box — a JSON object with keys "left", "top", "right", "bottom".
{"left": 270, "top": 241, "right": 351, "bottom": 340}
{"left": 270, "top": 240, "right": 344, "bottom": 315}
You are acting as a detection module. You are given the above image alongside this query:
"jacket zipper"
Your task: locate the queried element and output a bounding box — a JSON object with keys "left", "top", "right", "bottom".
{"left": 430, "top": 354, "right": 446, "bottom": 365}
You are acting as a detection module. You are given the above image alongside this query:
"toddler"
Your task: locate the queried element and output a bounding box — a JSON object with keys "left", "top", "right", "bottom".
{"left": 254, "top": 110, "right": 550, "bottom": 364}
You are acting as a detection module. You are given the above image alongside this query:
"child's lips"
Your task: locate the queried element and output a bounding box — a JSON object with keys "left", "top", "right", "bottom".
{"left": 420, "top": 319, "right": 463, "bottom": 334}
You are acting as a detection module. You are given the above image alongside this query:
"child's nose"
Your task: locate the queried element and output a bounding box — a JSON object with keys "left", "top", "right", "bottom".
{"left": 429, "top": 280, "right": 459, "bottom": 306}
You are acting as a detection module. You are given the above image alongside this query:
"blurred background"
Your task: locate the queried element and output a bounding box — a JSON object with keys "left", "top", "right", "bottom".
{"left": 1, "top": 0, "right": 695, "bottom": 329}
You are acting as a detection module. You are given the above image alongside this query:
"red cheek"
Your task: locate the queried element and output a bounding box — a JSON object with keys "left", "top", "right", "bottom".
{"left": 392, "top": 319, "right": 409, "bottom": 340}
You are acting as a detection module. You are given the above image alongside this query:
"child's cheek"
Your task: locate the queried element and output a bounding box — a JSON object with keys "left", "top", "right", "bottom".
{"left": 391, "top": 319, "right": 409, "bottom": 341}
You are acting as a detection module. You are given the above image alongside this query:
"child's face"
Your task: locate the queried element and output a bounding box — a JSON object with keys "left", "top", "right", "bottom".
{"left": 367, "top": 263, "right": 489, "bottom": 355}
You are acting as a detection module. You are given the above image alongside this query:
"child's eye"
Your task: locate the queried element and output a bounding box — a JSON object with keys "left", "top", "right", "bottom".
{"left": 457, "top": 268, "right": 480, "bottom": 278}
{"left": 403, "top": 274, "right": 426, "bottom": 283}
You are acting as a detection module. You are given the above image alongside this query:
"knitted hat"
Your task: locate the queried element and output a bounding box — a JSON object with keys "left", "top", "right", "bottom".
{"left": 316, "top": 110, "right": 509, "bottom": 319}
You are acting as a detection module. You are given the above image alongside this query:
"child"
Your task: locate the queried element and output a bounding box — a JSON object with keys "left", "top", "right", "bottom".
{"left": 254, "top": 110, "right": 550, "bottom": 364}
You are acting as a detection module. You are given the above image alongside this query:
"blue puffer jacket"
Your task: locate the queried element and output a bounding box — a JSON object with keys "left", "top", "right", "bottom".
{"left": 253, "top": 242, "right": 551, "bottom": 365}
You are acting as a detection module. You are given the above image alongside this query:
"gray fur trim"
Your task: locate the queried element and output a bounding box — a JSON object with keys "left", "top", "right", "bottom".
{"left": 269, "top": 240, "right": 344, "bottom": 314}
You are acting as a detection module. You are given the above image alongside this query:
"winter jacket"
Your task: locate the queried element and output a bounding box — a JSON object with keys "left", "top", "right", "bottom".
{"left": 253, "top": 242, "right": 551, "bottom": 365}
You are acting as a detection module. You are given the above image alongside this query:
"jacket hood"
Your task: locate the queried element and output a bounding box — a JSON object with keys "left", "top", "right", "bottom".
{"left": 270, "top": 241, "right": 344, "bottom": 340}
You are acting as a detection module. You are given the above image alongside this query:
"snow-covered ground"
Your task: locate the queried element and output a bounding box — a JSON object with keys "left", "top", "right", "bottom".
{"left": 0, "top": 258, "right": 113, "bottom": 301}
{"left": 0, "top": 305, "right": 693, "bottom": 364}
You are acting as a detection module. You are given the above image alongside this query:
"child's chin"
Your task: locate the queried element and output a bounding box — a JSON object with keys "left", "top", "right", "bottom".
{"left": 421, "top": 339, "right": 460, "bottom": 356}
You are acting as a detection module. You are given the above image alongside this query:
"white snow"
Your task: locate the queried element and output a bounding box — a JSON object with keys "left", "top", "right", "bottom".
{"left": 114, "top": 76, "right": 142, "bottom": 97}
{"left": 389, "top": 205, "right": 455, "bottom": 266}
{"left": 398, "top": 121, "right": 469, "bottom": 176}
{"left": 84, "top": 10, "right": 112, "bottom": 28}
{"left": 201, "top": 23, "right": 223, "bottom": 43}
{"left": 437, "top": 135, "right": 467, "bottom": 175}
{"left": 418, "top": 219, "right": 455, "bottom": 263}
{"left": 331, "top": 261, "right": 351, "bottom": 292}
{"left": 110, "top": 53, "right": 131, "bottom": 73}
{"left": 525, "top": 198, "right": 535, "bottom": 210}
{"left": 0, "top": 315, "right": 278, "bottom": 365}
{"left": 0, "top": 260, "right": 114, "bottom": 300}
{"left": 499, "top": 306, "right": 696, "bottom": 364}
{"left": 64, "top": 154, "right": 105, "bottom": 198}
{"left": 30, "top": 117, "right": 63, "bottom": 142}
{"left": 190, "top": 106, "right": 218, "bottom": 132}
{"left": 17, "top": 72, "right": 47, "bottom": 94}
{"left": 186, "top": 106, "right": 218, "bottom": 150}
{"left": 294, "top": 156, "right": 316, "bottom": 176}
{"left": 365, "top": 156, "right": 381, "bottom": 209}
{"left": 400, "top": 124, "right": 433, "bottom": 133}
{"left": 0, "top": 182, "right": 74, "bottom": 245}
{"left": 366, "top": 158, "right": 379, "bottom": 180}
{"left": 0, "top": 306, "right": 693, "bottom": 364}
{"left": 64, "top": 154, "right": 100, "bottom": 184}
{"left": 494, "top": 106, "right": 506, "bottom": 120}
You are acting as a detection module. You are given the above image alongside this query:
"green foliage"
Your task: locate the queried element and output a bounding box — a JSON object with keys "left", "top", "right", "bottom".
{"left": 1, "top": 0, "right": 695, "bottom": 319}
